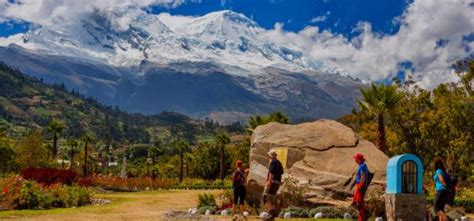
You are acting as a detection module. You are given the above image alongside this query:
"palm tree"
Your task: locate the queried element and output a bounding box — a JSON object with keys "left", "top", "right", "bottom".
{"left": 174, "top": 140, "right": 190, "bottom": 183}
{"left": 268, "top": 112, "right": 289, "bottom": 124}
{"left": 66, "top": 139, "right": 79, "bottom": 169}
{"left": 47, "top": 119, "right": 65, "bottom": 160}
{"left": 216, "top": 133, "right": 230, "bottom": 181}
{"left": 81, "top": 133, "right": 94, "bottom": 177}
{"left": 358, "top": 83, "right": 403, "bottom": 154}
{"left": 247, "top": 112, "right": 289, "bottom": 133}
{"left": 148, "top": 144, "right": 164, "bottom": 180}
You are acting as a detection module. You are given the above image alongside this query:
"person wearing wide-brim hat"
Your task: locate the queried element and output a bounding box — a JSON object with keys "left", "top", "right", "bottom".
{"left": 261, "top": 150, "right": 284, "bottom": 221}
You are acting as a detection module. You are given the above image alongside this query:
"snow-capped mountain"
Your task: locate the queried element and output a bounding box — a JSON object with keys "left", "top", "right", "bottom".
{"left": 0, "top": 8, "right": 361, "bottom": 122}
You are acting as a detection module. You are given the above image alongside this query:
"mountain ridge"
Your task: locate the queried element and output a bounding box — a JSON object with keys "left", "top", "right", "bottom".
{"left": 0, "top": 9, "right": 363, "bottom": 122}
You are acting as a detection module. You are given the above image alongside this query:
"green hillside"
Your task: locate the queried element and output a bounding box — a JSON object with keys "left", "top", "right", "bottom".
{"left": 0, "top": 62, "right": 226, "bottom": 144}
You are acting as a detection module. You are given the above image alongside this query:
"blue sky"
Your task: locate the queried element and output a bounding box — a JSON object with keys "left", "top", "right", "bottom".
{"left": 1, "top": 0, "right": 411, "bottom": 38}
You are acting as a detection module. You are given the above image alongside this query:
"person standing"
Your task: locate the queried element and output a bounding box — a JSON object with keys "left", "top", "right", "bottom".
{"left": 262, "top": 150, "right": 284, "bottom": 221}
{"left": 352, "top": 153, "right": 369, "bottom": 221}
{"left": 232, "top": 160, "right": 248, "bottom": 216}
{"left": 433, "top": 158, "right": 450, "bottom": 221}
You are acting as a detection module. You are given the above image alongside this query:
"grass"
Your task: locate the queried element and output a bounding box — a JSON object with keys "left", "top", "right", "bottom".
{"left": 0, "top": 190, "right": 220, "bottom": 220}
{"left": 0, "top": 189, "right": 350, "bottom": 221}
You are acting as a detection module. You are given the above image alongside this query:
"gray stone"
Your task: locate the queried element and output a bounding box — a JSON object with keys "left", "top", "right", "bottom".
{"left": 344, "top": 213, "right": 352, "bottom": 219}
{"left": 259, "top": 212, "right": 269, "bottom": 219}
{"left": 284, "top": 212, "right": 291, "bottom": 219}
{"left": 385, "top": 193, "right": 426, "bottom": 221}
{"left": 314, "top": 212, "right": 323, "bottom": 218}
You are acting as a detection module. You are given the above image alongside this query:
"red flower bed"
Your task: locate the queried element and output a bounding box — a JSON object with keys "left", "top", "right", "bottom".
{"left": 20, "top": 168, "right": 78, "bottom": 185}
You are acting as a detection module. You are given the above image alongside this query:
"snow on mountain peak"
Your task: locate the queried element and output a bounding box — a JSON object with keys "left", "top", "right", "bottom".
{"left": 1, "top": 8, "right": 350, "bottom": 77}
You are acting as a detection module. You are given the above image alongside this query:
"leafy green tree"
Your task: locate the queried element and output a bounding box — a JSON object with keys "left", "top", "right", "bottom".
{"left": 358, "top": 83, "right": 403, "bottom": 154}
{"left": 0, "top": 140, "right": 15, "bottom": 176}
{"left": 16, "top": 130, "right": 49, "bottom": 169}
{"left": 191, "top": 142, "right": 221, "bottom": 179}
{"left": 148, "top": 144, "right": 164, "bottom": 180}
{"left": 47, "top": 119, "right": 65, "bottom": 160}
{"left": 216, "top": 133, "right": 230, "bottom": 181}
{"left": 81, "top": 132, "right": 94, "bottom": 177}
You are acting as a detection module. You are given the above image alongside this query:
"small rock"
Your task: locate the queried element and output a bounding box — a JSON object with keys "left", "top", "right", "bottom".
{"left": 260, "top": 212, "right": 269, "bottom": 219}
{"left": 314, "top": 212, "right": 323, "bottom": 219}
{"left": 191, "top": 208, "right": 197, "bottom": 215}
{"left": 221, "top": 210, "right": 228, "bottom": 216}
{"left": 461, "top": 217, "right": 469, "bottom": 221}
{"left": 284, "top": 212, "right": 291, "bottom": 219}
{"left": 344, "top": 213, "right": 352, "bottom": 219}
{"left": 242, "top": 211, "right": 249, "bottom": 217}
{"left": 205, "top": 209, "right": 211, "bottom": 215}
{"left": 375, "top": 217, "right": 383, "bottom": 221}
{"left": 188, "top": 208, "right": 192, "bottom": 214}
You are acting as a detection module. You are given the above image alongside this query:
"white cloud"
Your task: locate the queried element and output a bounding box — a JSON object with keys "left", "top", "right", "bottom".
{"left": 260, "top": 0, "right": 474, "bottom": 89}
{"left": 311, "top": 15, "right": 326, "bottom": 23}
{"left": 310, "top": 11, "right": 330, "bottom": 23}
{"left": 0, "top": 0, "right": 189, "bottom": 25}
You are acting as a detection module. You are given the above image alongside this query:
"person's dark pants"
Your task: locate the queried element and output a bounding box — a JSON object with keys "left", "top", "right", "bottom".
{"left": 434, "top": 190, "right": 449, "bottom": 212}
{"left": 233, "top": 186, "right": 246, "bottom": 205}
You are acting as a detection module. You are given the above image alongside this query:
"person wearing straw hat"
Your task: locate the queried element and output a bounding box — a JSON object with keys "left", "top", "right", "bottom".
{"left": 261, "top": 150, "right": 284, "bottom": 221}
{"left": 352, "top": 153, "right": 369, "bottom": 221}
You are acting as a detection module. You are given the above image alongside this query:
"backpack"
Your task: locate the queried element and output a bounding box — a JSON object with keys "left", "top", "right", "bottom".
{"left": 232, "top": 170, "right": 245, "bottom": 188}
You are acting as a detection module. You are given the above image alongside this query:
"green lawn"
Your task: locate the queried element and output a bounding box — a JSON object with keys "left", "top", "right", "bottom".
{"left": 0, "top": 190, "right": 349, "bottom": 220}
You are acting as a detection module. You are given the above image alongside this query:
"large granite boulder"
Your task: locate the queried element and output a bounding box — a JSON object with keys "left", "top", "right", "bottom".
{"left": 246, "top": 119, "right": 388, "bottom": 206}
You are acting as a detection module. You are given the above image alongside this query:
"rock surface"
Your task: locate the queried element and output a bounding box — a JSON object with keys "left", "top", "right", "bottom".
{"left": 385, "top": 194, "right": 426, "bottom": 221}
{"left": 246, "top": 119, "right": 388, "bottom": 206}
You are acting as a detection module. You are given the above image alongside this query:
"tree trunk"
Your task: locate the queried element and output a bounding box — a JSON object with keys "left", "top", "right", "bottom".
{"left": 185, "top": 160, "right": 189, "bottom": 178}
{"left": 151, "top": 156, "right": 156, "bottom": 180}
{"left": 70, "top": 149, "right": 75, "bottom": 169}
{"left": 83, "top": 143, "right": 88, "bottom": 177}
{"left": 179, "top": 153, "right": 184, "bottom": 183}
{"left": 52, "top": 133, "right": 58, "bottom": 159}
{"left": 377, "top": 113, "right": 387, "bottom": 154}
{"left": 220, "top": 145, "right": 224, "bottom": 181}
{"left": 104, "top": 140, "right": 110, "bottom": 174}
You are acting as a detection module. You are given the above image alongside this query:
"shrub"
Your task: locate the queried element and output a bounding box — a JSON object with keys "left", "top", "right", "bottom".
{"left": 278, "top": 206, "right": 309, "bottom": 218}
{"left": 21, "top": 168, "right": 78, "bottom": 185}
{"left": 280, "top": 176, "right": 310, "bottom": 207}
{"left": 198, "top": 193, "right": 217, "bottom": 208}
{"left": 308, "top": 206, "right": 357, "bottom": 219}
{"left": 197, "top": 205, "right": 217, "bottom": 214}
{"left": 0, "top": 176, "right": 91, "bottom": 210}
{"left": 365, "top": 188, "right": 386, "bottom": 218}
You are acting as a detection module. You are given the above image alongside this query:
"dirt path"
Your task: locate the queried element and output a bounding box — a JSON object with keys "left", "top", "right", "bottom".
{"left": 0, "top": 190, "right": 225, "bottom": 221}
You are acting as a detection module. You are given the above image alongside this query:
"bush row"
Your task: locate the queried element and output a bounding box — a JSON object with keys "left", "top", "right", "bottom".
{"left": 79, "top": 176, "right": 232, "bottom": 191}
{"left": 20, "top": 168, "right": 78, "bottom": 185}
{"left": 1, "top": 176, "right": 91, "bottom": 210}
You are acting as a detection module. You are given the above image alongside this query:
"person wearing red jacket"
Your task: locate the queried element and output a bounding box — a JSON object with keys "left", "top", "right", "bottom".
{"left": 352, "top": 153, "right": 369, "bottom": 221}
